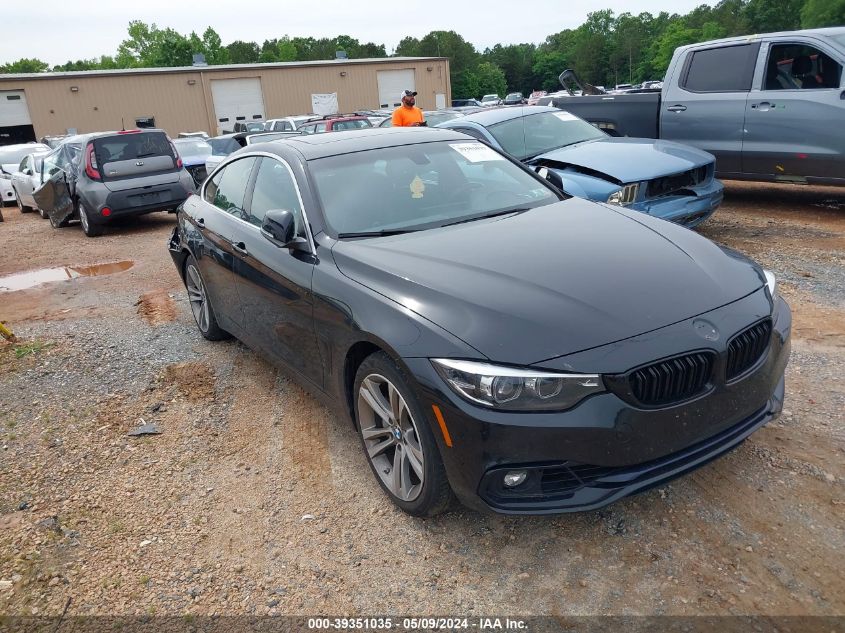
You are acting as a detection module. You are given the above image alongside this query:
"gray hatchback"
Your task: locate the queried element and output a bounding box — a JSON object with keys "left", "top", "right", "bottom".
{"left": 34, "top": 129, "right": 196, "bottom": 237}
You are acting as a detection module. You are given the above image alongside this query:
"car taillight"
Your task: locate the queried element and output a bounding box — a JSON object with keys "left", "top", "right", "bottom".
{"left": 101, "top": 207, "right": 112, "bottom": 217}
{"left": 85, "top": 144, "right": 101, "bottom": 180}
{"left": 169, "top": 141, "right": 183, "bottom": 169}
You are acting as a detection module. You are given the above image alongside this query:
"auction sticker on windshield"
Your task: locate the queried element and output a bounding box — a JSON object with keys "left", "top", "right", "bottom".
{"left": 553, "top": 111, "right": 578, "bottom": 121}
{"left": 450, "top": 142, "right": 504, "bottom": 162}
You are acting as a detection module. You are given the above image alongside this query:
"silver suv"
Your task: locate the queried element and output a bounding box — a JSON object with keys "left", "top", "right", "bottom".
{"left": 34, "top": 129, "right": 195, "bottom": 237}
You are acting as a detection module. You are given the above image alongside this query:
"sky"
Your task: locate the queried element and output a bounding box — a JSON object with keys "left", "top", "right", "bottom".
{"left": 3, "top": 0, "right": 718, "bottom": 66}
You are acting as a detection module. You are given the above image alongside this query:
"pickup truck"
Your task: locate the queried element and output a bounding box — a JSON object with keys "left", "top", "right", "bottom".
{"left": 551, "top": 27, "right": 845, "bottom": 186}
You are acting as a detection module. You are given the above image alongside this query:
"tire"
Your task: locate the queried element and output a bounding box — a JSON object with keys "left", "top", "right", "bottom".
{"left": 183, "top": 255, "right": 229, "bottom": 341}
{"left": 14, "top": 188, "right": 33, "bottom": 213}
{"left": 78, "top": 202, "right": 104, "bottom": 237}
{"left": 353, "top": 351, "right": 454, "bottom": 516}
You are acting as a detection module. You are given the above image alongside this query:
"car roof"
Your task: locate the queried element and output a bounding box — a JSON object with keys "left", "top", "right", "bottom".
{"left": 272, "top": 127, "right": 470, "bottom": 159}
{"left": 448, "top": 105, "right": 558, "bottom": 126}
{"left": 676, "top": 27, "right": 845, "bottom": 52}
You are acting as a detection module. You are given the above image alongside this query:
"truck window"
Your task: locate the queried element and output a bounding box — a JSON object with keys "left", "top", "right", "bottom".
{"left": 765, "top": 44, "right": 842, "bottom": 90}
{"left": 682, "top": 44, "right": 759, "bottom": 93}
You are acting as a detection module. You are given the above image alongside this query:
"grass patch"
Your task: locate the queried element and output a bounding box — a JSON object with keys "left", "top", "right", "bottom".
{"left": 13, "top": 340, "right": 54, "bottom": 359}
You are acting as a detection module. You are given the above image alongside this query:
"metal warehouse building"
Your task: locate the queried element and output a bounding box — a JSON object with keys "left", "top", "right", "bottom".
{"left": 0, "top": 57, "right": 451, "bottom": 143}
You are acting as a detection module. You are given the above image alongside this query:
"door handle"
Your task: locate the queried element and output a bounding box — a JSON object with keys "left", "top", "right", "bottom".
{"left": 840, "top": 90, "right": 845, "bottom": 100}
{"left": 667, "top": 104, "right": 687, "bottom": 112}
{"left": 751, "top": 102, "right": 774, "bottom": 110}
{"left": 196, "top": 217, "right": 205, "bottom": 227}
{"left": 231, "top": 241, "right": 248, "bottom": 256}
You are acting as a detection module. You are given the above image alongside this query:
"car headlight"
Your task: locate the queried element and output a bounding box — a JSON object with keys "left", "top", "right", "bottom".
{"left": 431, "top": 358, "right": 605, "bottom": 411}
{"left": 763, "top": 269, "right": 778, "bottom": 300}
{"left": 606, "top": 183, "right": 639, "bottom": 206}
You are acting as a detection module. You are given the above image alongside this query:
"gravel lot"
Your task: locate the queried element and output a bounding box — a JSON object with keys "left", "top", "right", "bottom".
{"left": 0, "top": 181, "right": 843, "bottom": 618}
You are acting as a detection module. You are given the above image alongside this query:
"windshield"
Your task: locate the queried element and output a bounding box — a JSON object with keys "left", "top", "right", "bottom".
{"left": 208, "top": 137, "right": 240, "bottom": 156}
{"left": 310, "top": 140, "right": 559, "bottom": 236}
{"left": 482, "top": 95, "right": 498, "bottom": 102}
{"left": 487, "top": 110, "right": 607, "bottom": 160}
{"left": 94, "top": 132, "right": 173, "bottom": 161}
{"left": 0, "top": 144, "right": 50, "bottom": 164}
{"left": 173, "top": 139, "right": 212, "bottom": 156}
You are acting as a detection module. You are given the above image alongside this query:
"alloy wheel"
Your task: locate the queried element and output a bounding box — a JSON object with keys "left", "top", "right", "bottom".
{"left": 357, "top": 374, "right": 425, "bottom": 502}
{"left": 185, "top": 264, "right": 210, "bottom": 333}
{"left": 79, "top": 204, "right": 90, "bottom": 232}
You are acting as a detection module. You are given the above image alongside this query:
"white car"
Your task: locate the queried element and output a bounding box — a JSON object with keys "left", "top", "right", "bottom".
{"left": 264, "top": 115, "right": 315, "bottom": 132}
{"left": 480, "top": 94, "right": 503, "bottom": 106}
{"left": 10, "top": 150, "right": 51, "bottom": 216}
{"left": 0, "top": 143, "right": 50, "bottom": 206}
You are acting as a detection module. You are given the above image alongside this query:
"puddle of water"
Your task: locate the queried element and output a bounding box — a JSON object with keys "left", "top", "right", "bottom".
{"left": 0, "top": 261, "right": 134, "bottom": 292}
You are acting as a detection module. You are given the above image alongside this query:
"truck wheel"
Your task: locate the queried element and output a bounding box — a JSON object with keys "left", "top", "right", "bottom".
{"left": 79, "top": 202, "right": 104, "bottom": 237}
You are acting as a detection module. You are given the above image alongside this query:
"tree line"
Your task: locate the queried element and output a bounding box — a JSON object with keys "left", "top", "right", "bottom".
{"left": 2, "top": 0, "right": 842, "bottom": 98}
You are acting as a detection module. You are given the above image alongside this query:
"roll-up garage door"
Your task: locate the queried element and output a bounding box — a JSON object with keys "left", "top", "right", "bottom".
{"left": 377, "top": 69, "right": 415, "bottom": 109}
{"left": 0, "top": 90, "right": 36, "bottom": 145}
{"left": 210, "top": 78, "right": 265, "bottom": 134}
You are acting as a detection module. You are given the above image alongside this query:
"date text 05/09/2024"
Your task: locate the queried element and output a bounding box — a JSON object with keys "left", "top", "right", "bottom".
{"left": 307, "top": 617, "right": 529, "bottom": 630}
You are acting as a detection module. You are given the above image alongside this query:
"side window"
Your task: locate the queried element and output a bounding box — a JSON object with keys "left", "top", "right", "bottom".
{"left": 208, "top": 157, "right": 257, "bottom": 217}
{"left": 19, "top": 157, "right": 28, "bottom": 173}
{"left": 683, "top": 44, "right": 759, "bottom": 92}
{"left": 315, "top": 123, "right": 327, "bottom": 133}
{"left": 764, "top": 43, "right": 842, "bottom": 90}
{"left": 247, "top": 157, "right": 305, "bottom": 234}
{"left": 300, "top": 125, "right": 315, "bottom": 135}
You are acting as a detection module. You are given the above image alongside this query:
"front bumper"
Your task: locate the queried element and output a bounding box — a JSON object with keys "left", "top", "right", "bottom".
{"left": 630, "top": 178, "right": 724, "bottom": 228}
{"left": 403, "top": 289, "right": 790, "bottom": 515}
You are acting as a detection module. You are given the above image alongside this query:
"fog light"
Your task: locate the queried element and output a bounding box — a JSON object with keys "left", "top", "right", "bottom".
{"left": 101, "top": 207, "right": 112, "bottom": 217}
{"left": 503, "top": 470, "right": 528, "bottom": 488}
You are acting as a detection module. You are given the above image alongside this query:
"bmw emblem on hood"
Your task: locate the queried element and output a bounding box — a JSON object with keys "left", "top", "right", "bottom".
{"left": 693, "top": 319, "right": 720, "bottom": 341}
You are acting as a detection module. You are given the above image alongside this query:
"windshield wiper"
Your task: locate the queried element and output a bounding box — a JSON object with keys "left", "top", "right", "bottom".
{"left": 337, "top": 228, "right": 422, "bottom": 238}
{"left": 440, "top": 207, "right": 529, "bottom": 228}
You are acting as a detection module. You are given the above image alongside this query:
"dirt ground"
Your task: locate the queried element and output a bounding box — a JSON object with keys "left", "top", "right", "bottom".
{"left": 0, "top": 182, "right": 843, "bottom": 619}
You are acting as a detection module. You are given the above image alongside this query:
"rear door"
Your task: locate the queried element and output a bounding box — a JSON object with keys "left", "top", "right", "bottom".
{"left": 742, "top": 38, "right": 845, "bottom": 183}
{"left": 191, "top": 156, "right": 260, "bottom": 331}
{"left": 231, "top": 155, "right": 322, "bottom": 387}
{"left": 11, "top": 156, "right": 32, "bottom": 200}
{"left": 661, "top": 42, "right": 760, "bottom": 175}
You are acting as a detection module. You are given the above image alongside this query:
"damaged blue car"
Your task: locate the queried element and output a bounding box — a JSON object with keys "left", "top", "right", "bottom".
{"left": 437, "top": 105, "right": 723, "bottom": 228}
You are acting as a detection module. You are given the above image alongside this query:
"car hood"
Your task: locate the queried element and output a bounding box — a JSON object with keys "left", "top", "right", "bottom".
{"left": 536, "top": 138, "right": 714, "bottom": 184}
{"left": 331, "top": 197, "right": 764, "bottom": 365}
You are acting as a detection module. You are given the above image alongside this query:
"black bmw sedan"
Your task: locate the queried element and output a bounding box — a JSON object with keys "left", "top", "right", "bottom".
{"left": 168, "top": 128, "right": 791, "bottom": 516}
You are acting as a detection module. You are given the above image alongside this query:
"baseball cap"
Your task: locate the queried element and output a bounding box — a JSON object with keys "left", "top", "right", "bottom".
{"left": 400, "top": 90, "right": 418, "bottom": 100}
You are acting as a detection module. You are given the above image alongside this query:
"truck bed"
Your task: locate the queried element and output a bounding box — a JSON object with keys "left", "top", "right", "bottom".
{"left": 550, "top": 92, "right": 661, "bottom": 139}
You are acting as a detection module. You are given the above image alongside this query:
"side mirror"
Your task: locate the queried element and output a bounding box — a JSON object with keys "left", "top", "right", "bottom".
{"left": 535, "top": 165, "right": 564, "bottom": 190}
{"left": 261, "top": 209, "right": 309, "bottom": 252}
